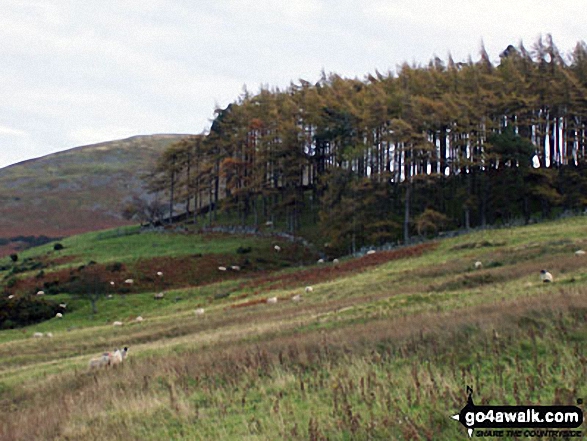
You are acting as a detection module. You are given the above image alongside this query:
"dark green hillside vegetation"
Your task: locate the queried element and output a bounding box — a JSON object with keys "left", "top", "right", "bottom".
{"left": 0, "top": 216, "right": 586, "bottom": 439}
{"left": 146, "top": 36, "right": 587, "bottom": 255}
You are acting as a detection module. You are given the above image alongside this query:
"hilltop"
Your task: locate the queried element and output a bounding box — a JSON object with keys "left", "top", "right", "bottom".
{"left": 0, "top": 134, "right": 191, "bottom": 255}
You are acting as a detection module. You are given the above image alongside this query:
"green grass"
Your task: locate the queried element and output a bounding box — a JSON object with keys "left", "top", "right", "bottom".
{"left": 1, "top": 216, "right": 587, "bottom": 439}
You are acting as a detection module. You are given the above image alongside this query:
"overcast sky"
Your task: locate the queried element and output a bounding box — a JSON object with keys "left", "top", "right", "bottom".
{"left": 0, "top": 0, "right": 584, "bottom": 169}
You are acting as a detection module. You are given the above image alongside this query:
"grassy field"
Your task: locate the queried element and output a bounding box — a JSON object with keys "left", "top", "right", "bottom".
{"left": 1, "top": 218, "right": 587, "bottom": 440}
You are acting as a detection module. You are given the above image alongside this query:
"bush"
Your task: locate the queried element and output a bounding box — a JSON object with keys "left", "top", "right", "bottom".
{"left": 53, "top": 243, "right": 64, "bottom": 251}
{"left": 9, "top": 254, "right": 18, "bottom": 263}
{"left": 0, "top": 297, "right": 61, "bottom": 329}
{"left": 236, "top": 246, "right": 252, "bottom": 254}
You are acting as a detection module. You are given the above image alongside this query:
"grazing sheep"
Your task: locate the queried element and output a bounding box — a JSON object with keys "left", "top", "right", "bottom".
{"left": 366, "top": 250, "right": 376, "bottom": 255}
{"left": 274, "top": 245, "right": 281, "bottom": 252}
{"left": 107, "top": 294, "right": 113, "bottom": 299}
{"left": 265, "top": 221, "right": 273, "bottom": 227}
{"left": 305, "top": 286, "right": 313, "bottom": 293}
{"left": 8, "top": 295, "right": 14, "bottom": 299}
{"left": 59, "top": 303, "right": 67, "bottom": 309}
{"left": 575, "top": 250, "right": 586, "bottom": 256}
{"left": 231, "top": 265, "right": 241, "bottom": 271}
{"left": 56, "top": 313, "right": 63, "bottom": 318}
{"left": 154, "top": 292, "right": 165, "bottom": 299}
{"left": 267, "top": 296, "right": 278, "bottom": 304}
{"left": 135, "top": 316, "right": 144, "bottom": 323}
{"left": 33, "top": 332, "right": 43, "bottom": 338}
{"left": 156, "top": 271, "right": 163, "bottom": 276}
{"left": 332, "top": 258, "right": 340, "bottom": 266}
{"left": 540, "top": 270, "right": 553, "bottom": 283}
{"left": 317, "top": 259, "right": 324, "bottom": 264}
{"left": 110, "top": 347, "right": 128, "bottom": 366}
{"left": 194, "top": 308, "right": 205, "bottom": 315}
{"left": 45, "top": 332, "right": 53, "bottom": 338}
{"left": 474, "top": 261, "right": 483, "bottom": 269}
{"left": 110, "top": 281, "right": 115, "bottom": 286}
{"left": 218, "top": 266, "right": 227, "bottom": 271}
{"left": 36, "top": 290, "right": 45, "bottom": 296}
{"left": 124, "top": 279, "right": 134, "bottom": 284}
{"left": 113, "top": 321, "right": 123, "bottom": 326}
{"left": 88, "top": 353, "right": 111, "bottom": 369}
{"left": 292, "top": 294, "right": 302, "bottom": 302}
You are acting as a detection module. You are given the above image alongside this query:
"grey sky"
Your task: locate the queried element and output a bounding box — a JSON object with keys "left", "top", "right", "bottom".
{"left": 0, "top": 0, "right": 584, "bottom": 168}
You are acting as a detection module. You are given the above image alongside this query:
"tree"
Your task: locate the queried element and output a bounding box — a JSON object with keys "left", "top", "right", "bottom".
{"left": 66, "top": 265, "right": 110, "bottom": 315}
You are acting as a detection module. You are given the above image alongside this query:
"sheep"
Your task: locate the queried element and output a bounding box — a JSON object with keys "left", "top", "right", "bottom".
{"left": 474, "top": 261, "right": 483, "bottom": 269}
{"left": 135, "top": 316, "right": 144, "bottom": 323}
{"left": 8, "top": 295, "right": 14, "bottom": 299}
{"left": 218, "top": 266, "right": 227, "bottom": 271}
{"left": 265, "top": 220, "right": 273, "bottom": 227}
{"left": 33, "top": 332, "right": 43, "bottom": 338}
{"left": 332, "top": 258, "right": 340, "bottom": 266}
{"left": 36, "top": 290, "right": 45, "bottom": 296}
{"left": 88, "top": 353, "right": 111, "bottom": 369}
{"left": 59, "top": 303, "right": 67, "bottom": 309}
{"left": 124, "top": 279, "right": 134, "bottom": 285}
{"left": 540, "top": 270, "right": 553, "bottom": 283}
{"left": 292, "top": 294, "right": 302, "bottom": 302}
{"left": 110, "top": 281, "right": 115, "bottom": 286}
{"left": 267, "top": 296, "right": 278, "bottom": 304}
{"left": 317, "top": 259, "right": 325, "bottom": 264}
{"left": 154, "top": 292, "right": 165, "bottom": 299}
{"left": 45, "top": 332, "right": 53, "bottom": 338}
{"left": 575, "top": 250, "right": 586, "bottom": 256}
{"left": 274, "top": 245, "right": 281, "bottom": 252}
{"left": 231, "top": 265, "right": 241, "bottom": 271}
{"left": 56, "top": 312, "right": 63, "bottom": 318}
{"left": 113, "top": 321, "right": 123, "bottom": 326}
{"left": 366, "top": 250, "right": 376, "bottom": 255}
{"left": 107, "top": 294, "right": 113, "bottom": 299}
{"left": 194, "top": 308, "right": 205, "bottom": 315}
{"left": 305, "top": 286, "right": 313, "bottom": 293}
{"left": 109, "top": 347, "right": 128, "bottom": 366}
{"left": 156, "top": 271, "right": 163, "bottom": 276}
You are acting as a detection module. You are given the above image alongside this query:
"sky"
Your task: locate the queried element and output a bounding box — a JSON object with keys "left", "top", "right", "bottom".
{"left": 0, "top": 0, "right": 584, "bottom": 169}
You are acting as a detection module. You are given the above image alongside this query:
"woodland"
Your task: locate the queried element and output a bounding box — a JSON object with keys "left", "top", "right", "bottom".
{"left": 138, "top": 36, "right": 587, "bottom": 254}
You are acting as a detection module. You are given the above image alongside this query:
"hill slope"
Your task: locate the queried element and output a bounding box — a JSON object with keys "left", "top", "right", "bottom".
{"left": 0, "top": 218, "right": 586, "bottom": 439}
{"left": 0, "top": 134, "right": 189, "bottom": 253}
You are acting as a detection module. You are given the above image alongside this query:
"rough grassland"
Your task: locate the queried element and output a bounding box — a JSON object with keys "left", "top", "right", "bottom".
{"left": 1, "top": 217, "right": 587, "bottom": 440}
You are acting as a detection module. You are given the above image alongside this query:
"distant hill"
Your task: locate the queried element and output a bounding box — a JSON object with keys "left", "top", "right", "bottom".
{"left": 0, "top": 134, "right": 191, "bottom": 254}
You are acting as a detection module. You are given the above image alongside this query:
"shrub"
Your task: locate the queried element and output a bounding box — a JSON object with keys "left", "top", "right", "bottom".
{"left": 0, "top": 297, "right": 61, "bottom": 329}
{"left": 53, "top": 243, "right": 64, "bottom": 251}
{"left": 236, "top": 246, "right": 252, "bottom": 254}
{"left": 9, "top": 254, "right": 18, "bottom": 263}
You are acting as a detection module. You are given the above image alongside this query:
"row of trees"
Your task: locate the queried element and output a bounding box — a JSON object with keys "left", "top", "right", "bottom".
{"left": 136, "top": 36, "right": 587, "bottom": 254}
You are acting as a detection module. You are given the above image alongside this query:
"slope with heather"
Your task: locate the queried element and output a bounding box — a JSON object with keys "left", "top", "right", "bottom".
{"left": 0, "top": 217, "right": 586, "bottom": 440}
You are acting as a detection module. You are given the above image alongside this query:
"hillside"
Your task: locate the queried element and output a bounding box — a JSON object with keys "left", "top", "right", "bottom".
{"left": 0, "top": 134, "right": 191, "bottom": 255}
{"left": 0, "top": 218, "right": 586, "bottom": 439}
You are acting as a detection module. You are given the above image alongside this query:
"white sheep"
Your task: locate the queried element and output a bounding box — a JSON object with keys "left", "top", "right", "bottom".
{"left": 366, "top": 250, "right": 376, "bottom": 255}
{"left": 332, "top": 258, "right": 340, "bottom": 266}
{"left": 540, "top": 270, "right": 553, "bottom": 283}
{"left": 274, "top": 245, "right": 281, "bottom": 252}
{"left": 267, "top": 297, "right": 278, "bottom": 304}
{"left": 575, "top": 250, "right": 586, "bottom": 256}
{"left": 317, "top": 259, "right": 324, "bottom": 264}
{"left": 474, "top": 261, "right": 483, "bottom": 269}
{"left": 218, "top": 266, "right": 227, "bottom": 271}
{"left": 59, "top": 303, "right": 67, "bottom": 309}
{"left": 88, "top": 353, "right": 111, "bottom": 369}
{"left": 156, "top": 271, "right": 163, "bottom": 276}
{"left": 154, "top": 292, "right": 165, "bottom": 299}
{"left": 305, "top": 286, "right": 313, "bottom": 293}
{"left": 107, "top": 294, "right": 113, "bottom": 299}
{"left": 8, "top": 295, "right": 14, "bottom": 299}
{"left": 36, "top": 290, "right": 45, "bottom": 296}
{"left": 124, "top": 279, "right": 134, "bottom": 284}
{"left": 231, "top": 265, "right": 241, "bottom": 271}
{"left": 56, "top": 312, "right": 63, "bottom": 318}
{"left": 135, "top": 316, "right": 144, "bottom": 323}
{"left": 292, "top": 294, "right": 302, "bottom": 302}
{"left": 110, "top": 281, "right": 115, "bottom": 286}
{"left": 113, "top": 321, "right": 123, "bottom": 326}
{"left": 33, "top": 332, "right": 43, "bottom": 338}
{"left": 109, "top": 347, "right": 128, "bottom": 366}
{"left": 265, "top": 220, "right": 273, "bottom": 227}
{"left": 194, "top": 308, "right": 205, "bottom": 315}
{"left": 45, "top": 332, "right": 53, "bottom": 338}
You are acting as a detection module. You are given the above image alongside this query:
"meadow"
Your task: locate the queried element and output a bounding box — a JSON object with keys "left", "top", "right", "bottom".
{"left": 1, "top": 217, "right": 586, "bottom": 440}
